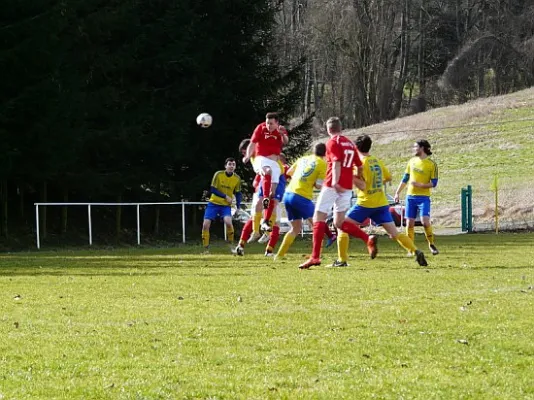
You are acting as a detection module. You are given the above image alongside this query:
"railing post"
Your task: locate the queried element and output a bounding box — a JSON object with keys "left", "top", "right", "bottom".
{"left": 136, "top": 204, "right": 141, "bottom": 245}
{"left": 88, "top": 204, "right": 93, "bottom": 246}
{"left": 35, "top": 204, "right": 40, "bottom": 249}
{"left": 467, "top": 185, "right": 473, "bottom": 232}
{"left": 182, "top": 203, "right": 186, "bottom": 244}
{"left": 461, "top": 188, "right": 467, "bottom": 232}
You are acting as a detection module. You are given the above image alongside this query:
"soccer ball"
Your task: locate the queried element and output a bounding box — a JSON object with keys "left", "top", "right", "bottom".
{"left": 196, "top": 113, "right": 212, "bottom": 128}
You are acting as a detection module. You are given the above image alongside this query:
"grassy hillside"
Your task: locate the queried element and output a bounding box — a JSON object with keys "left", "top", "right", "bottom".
{"left": 341, "top": 87, "right": 534, "bottom": 229}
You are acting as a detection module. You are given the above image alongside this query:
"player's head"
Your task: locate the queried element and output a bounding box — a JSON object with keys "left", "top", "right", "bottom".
{"left": 326, "top": 117, "right": 342, "bottom": 136}
{"left": 279, "top": 152, "right": 287, "bottom": 164}
{"left": 225, "top": 157, "right": 236, "bottom": 173}
{"left": 239, "top": 139, "right": 250, "bottom": 156}
{"left": 314, "top": 143, "right": 326, "bottom": 157}
{"left": 414, "top": 140, "right": 432, "bottom": 156}
{"left": 265, "top": 112, "right": 280, "bottom": 132}
{"left": 355, "top": 135, "right": 372, "bottom": 154}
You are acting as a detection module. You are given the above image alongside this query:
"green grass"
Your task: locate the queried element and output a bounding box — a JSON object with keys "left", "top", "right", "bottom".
{"left": 1, "top": 234, "right": 534, "bottom": 399}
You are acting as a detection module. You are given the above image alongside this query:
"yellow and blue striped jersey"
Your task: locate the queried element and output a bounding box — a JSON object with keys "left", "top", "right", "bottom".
{"left": 405, "top": 157, "right": 438, "bottom": 196}
{"left": 209, "top": 171, "right": 241, "bottom": 206}
{"left": 286, "top": 155, "right": 327, "bottom": 200}
{"left": 355, "top": 155, "right": 391, "bottom": 208}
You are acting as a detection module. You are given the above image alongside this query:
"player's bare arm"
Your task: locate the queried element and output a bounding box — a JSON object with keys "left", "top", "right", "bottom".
{"left": 332, "top": 161, "right": 344, "bottom": 193}
{"left": 243, "top": 141, "right": 256, "bottom": 164}
{"left": 394, "top": 182, "right": 407, "bottom": 203}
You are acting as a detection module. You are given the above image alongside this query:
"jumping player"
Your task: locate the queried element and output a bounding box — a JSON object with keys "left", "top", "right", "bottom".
{"left": 242, "top": 112, "right": 288, "bottom": 232}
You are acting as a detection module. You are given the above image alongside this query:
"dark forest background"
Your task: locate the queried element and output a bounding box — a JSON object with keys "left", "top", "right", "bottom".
{"left": 1, "top": 0, "right": 532, "bottom": 246}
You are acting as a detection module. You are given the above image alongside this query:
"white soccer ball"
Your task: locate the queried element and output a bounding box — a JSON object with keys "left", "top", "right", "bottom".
{"left": 196, "top": 113, "right": 212, "bottom": 128}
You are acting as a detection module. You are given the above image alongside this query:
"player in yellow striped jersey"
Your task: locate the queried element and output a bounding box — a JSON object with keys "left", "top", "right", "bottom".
{"left": 275, "top": 143, "right": 337, "bottom": 258}
{"left": 201, "top": 158, "right": 242, "bottom": 251}
{"left": 335, "top": 135, "right": 428, "bottom": 267}
{"left": 394, "top": 140, "right": 439, "bottom": 255}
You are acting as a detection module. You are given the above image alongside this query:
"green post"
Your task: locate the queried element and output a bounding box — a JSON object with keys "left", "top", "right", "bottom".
{"left": 461, "top": 186, "right": 473, "bottom": 233}
{"left": 461, "top": 188, "right": 467, "bottom": 231}
{"left": 467, "top": 185, "right": 473, "bottom": 232}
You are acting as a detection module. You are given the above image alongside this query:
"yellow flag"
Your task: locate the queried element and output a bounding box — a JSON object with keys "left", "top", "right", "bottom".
{"left": 490, "top": 175, "right": 498, "bottom": 192}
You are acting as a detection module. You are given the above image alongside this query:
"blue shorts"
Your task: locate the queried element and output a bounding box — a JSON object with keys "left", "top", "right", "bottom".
{"left": 346, "top": 205, "right": 393, "bottom": 225}
{"left": 405, "top": 196, "right": 431, "bottom": 219}
{"left": 203, "top": 202, "right": 231, "bottom": 221}
{"left": 258, "top": 175, "right": 286, "bottom": 202}
{"left": 283, "top": 192, "right": 315, "bottom": 221}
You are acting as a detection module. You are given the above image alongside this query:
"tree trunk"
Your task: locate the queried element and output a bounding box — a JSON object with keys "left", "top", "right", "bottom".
{"left": 116, "top": 194, "right": 122, "bottom": 241}
{"left": 41, "top": 181, "right": 47, "bottom": 240}
{"left": 61, "top": 188, "right": 68, "bottom": 234}
{"left": 154, "top": 206, "right": 160, "bottom": 235}
{"left": 19, "top": 185, "right": 24, "bottom": 219}
{"left": 0, "top": 180, "right": 8, "bottom": 238}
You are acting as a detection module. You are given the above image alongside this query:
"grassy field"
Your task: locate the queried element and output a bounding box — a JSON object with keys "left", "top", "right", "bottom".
{"left": 342, "top": 87, "right": 534, "bottom": 228}
{"left": 1, "top": 233, "right": 533, "bottom": 399}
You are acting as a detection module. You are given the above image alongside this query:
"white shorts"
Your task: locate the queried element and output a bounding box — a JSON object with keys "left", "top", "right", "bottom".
{"left": 253, "top": 156, "right": 281, "bottom": 184}
{"left": 315, "top": 186, "right": 353, "bottom": 214}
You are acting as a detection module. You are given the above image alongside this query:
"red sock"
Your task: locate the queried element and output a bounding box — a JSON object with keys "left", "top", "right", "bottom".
{"left": 263, "top": 199, "right": 276, "bottom": 221}
{"left": 340, "top": 220, "right": 369, "bottom": 242}
{"left": 267, "top": 225, "right": 280, "bottom": 249}
{"left": 261, "top": 174, "right": 272, "bottom": 206}
{"left": 324, "top": 226, "right": 335, "bottom": 240}
{"left": 311, "top": 221, "right": 326, "bottom": 259}
{"left": 239, "top": 220, "right": 253, "bottom": 245}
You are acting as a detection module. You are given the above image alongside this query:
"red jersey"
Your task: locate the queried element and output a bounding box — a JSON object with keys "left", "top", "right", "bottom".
{"left": 324, "top": 135, "right": 361, "bottom": 190}
{"left": 251, "top": 123, "right": 286, "bottom": 157}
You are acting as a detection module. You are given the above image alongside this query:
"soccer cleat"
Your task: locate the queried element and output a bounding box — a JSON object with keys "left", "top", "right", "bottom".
{"left": 367, "top": 235, "right": 378, "bottom": 259}
{"left": 299, "top": 257, "right": 321, "bottom": 269}
{"left": 429, "top": 244, "right": 439, "bottom": 255}
{"left": 258, "top": 233, "right": 270, "bottom": 244}
{"left": 232, "top": 245, "right": 245, "bottom": 256}
{"left": 415, "top": 250, "right": 428, "bottom": 266}
{"left": 260, "top": 219, "right": 272, "bottom": 232}
{"left": 201, "top": 248, "right": 210, "bottom": 255}
{"left": 262, "top": 197, "right": 270, "bottom": 210}
{"left": 264, "top": 250, "right": 274, "bottom": 257}
{"left": 246, "top": 232, "right": 261, "bottom": 244}
{"left": 325, "top": 234, "right": 337, "bottom": 248}
{"left": 327, "top": 260, "right": 349, "bottom": 267}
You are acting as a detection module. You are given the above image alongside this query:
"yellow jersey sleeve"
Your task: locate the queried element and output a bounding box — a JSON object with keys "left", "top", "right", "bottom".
{"left": 406, "top": 157, "right": 437, "bottom": 197}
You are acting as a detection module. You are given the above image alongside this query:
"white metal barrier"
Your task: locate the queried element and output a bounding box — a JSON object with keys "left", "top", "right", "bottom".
{"left": 34, "top": 202, "right": 210, "bottom": 249}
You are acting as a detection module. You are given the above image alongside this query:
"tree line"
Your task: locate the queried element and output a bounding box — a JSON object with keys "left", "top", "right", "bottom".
{"left": 1, "top": 0, "right": 532, "bottom": 243}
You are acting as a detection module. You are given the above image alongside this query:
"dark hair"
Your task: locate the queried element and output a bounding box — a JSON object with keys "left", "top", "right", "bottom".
{"left": 225, "top": 157, "right": 236, "bottom": 165}
{"left": 416, "top": 139, "right": 432, "bottom": 155}
{"left": 238, "top": 139, "right": 250, "bottom": 152}
{"left": 326, "top": 117, "right": 342, "bottom": 133}
{"left": 265, "top": 112, "right": 279, "bottom": 122}
{"left": 314, "top": 143, "right": 326, "bottom": 157}
{"left": 355, "top": 135, "right": 372, "bottom": 153}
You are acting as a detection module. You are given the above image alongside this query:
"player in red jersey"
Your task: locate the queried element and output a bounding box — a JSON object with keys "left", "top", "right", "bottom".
{"left": 242, "top": 112, "right": 288, "bottom": 232}
{"left": 299, "top": 117, "right": 378, "bottom": 269}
